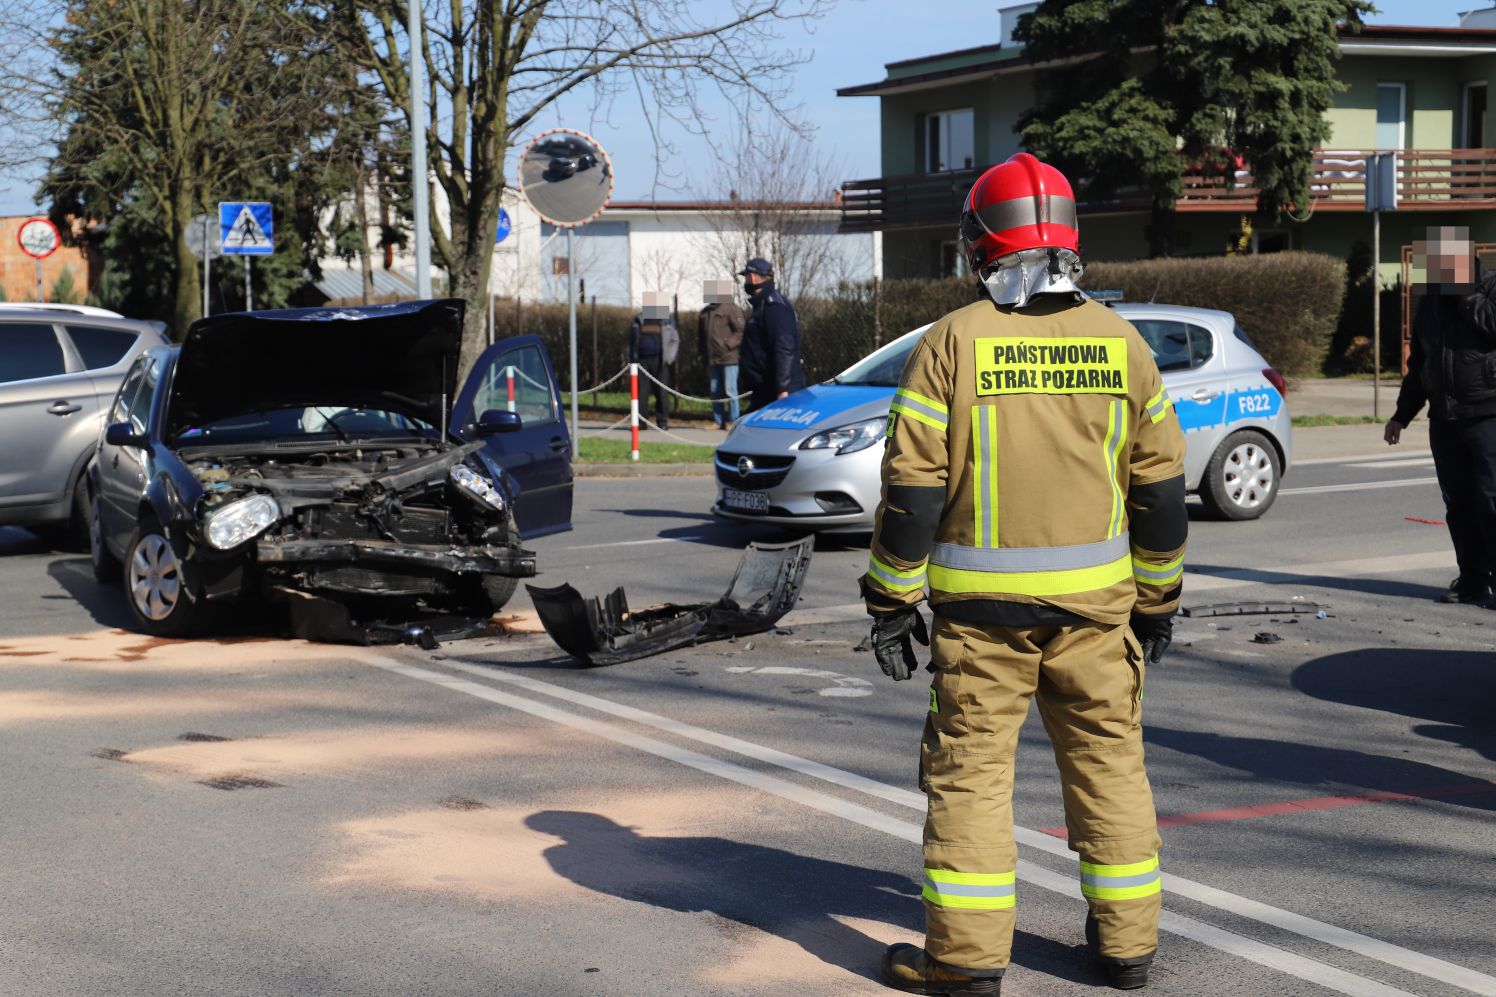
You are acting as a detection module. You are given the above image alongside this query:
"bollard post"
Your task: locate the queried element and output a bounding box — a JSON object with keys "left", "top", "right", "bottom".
{"left": 629, "top": 362, "right": 640, "bottom": 462}
{"left": 506, "top": 365, "right": 515, "bottom": 413}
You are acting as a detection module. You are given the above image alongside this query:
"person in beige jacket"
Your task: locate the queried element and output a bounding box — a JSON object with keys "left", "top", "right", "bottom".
{"left": 865, "top": 154, "right": 1187, "bottom": 995}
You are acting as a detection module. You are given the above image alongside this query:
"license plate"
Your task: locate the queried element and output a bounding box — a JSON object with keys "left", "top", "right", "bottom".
{"left": 722, "top": 487, "right": 769, "bottom": 512}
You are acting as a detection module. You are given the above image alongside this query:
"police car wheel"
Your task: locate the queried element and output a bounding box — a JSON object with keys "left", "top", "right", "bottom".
{"left": 1200, "top": 430, "right": 1280, "bottom": 521}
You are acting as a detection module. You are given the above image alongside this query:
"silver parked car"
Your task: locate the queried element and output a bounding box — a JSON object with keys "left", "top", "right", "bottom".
{"left": 713, "top": 301, "right": 1293, "bottom": 531}
{"left": 0, "top": 308, "right": 170, "bottom": 543}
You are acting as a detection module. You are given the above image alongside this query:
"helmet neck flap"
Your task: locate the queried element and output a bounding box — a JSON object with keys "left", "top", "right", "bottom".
{"left": 979, "top": 247, "right": 1084, "bottom": 309}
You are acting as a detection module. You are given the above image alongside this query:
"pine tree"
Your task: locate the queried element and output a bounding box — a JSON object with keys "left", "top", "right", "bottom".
{"left": 1015, "top": 0, "right": 1374, "bottom": 256}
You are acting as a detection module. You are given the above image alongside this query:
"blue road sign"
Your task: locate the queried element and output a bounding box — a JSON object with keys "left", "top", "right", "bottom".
{"left": 496, "top": 207, "right": 512, "bottom": 244}
{"left": 219, "top": 201, "right": 275, "bottom": 255}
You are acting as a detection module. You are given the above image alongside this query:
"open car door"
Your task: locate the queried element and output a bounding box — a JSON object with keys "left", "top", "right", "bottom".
{"left": 454, "top": 336, "right": 573, "bottom": 538}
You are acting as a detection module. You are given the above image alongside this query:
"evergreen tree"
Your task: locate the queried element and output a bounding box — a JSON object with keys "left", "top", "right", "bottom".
{"left": 1015, "top": 0, "right": 1374, "bottom": 256}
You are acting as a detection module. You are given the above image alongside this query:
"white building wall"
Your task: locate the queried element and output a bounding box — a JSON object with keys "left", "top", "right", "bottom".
{"left": 318, "top": 183, "right": 878, "bottom": 311}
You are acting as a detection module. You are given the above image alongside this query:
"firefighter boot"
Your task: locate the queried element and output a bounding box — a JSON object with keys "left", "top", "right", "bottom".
{"left": 1087, "top": 915, "right": 1153, "bottom": 989}
{"left": 882, "top": 944, "right": 1002, "bottom": 995}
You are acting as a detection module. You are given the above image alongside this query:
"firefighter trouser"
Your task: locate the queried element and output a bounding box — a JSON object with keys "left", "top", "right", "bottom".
{"left": 920, "top": 615, "right": 1162, "bottom": 974}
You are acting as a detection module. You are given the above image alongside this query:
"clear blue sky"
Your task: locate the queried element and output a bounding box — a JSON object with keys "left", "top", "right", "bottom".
{"left": 0, "top": 0, "right": 1479, "bottom": 215}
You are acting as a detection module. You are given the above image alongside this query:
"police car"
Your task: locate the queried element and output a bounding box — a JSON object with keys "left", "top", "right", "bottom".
{"left": 712, "top": 302, "right": 1292, "bottom": 529}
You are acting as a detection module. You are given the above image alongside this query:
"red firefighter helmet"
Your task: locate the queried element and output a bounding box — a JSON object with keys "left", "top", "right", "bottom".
{"left": 959, "top": 152, "right": 1079, "bottom": 274}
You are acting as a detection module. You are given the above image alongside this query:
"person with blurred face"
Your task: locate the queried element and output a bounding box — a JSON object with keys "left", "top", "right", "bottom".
{"left": 1386, "top": 226, "right": 1496, "bottom": 606}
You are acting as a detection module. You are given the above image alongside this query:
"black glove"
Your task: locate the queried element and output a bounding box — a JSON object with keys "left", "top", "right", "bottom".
{"left": 869, "top": 607, "right": 930, "bottom": 681}
{"left": 1130, "top": 614, "right": 1173, "bottom": 665}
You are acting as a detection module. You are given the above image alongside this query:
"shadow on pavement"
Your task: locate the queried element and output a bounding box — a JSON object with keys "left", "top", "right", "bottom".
{"left": 45, "top": 556, "right": 136, "bottom": 630}
{"left": 0, "top": 526, "right": 58, "bottom": 558}
{"left": 1145, "top": 725, "right": 1496, "bottom": 812}
{"left": 1183, "top": 562, "right": 1445, "bottom": 601}
{"left": 525, "top": 810, "right": 1097, "bottom": 986}
{"left": 1293, "top": 648, "right": 1496, "bottom": 762}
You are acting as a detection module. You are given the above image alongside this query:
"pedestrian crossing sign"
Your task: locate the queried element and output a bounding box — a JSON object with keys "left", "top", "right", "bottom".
{"left": 219, "top": 201, "right": 274, "bottom": 256}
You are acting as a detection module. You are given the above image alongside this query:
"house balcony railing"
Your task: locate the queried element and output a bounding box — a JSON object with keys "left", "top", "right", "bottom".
{"left": 838, "top": 149, "right": 1496, "bottom": 232}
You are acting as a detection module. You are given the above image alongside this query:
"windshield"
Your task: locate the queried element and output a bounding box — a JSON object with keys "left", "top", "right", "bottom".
{"left": 834, "top": 327, "right": 926, "bottom": 387}
{"left": 174, "top": 406, "right": 435, "bottom": 447}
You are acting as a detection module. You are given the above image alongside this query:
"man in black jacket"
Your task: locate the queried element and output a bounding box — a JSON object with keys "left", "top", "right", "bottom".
{"left": 737, "top": 258, "right": 806, "bottom": 411}
{"left": 1385, "top": 227, "right": 1496, "bottom": 606}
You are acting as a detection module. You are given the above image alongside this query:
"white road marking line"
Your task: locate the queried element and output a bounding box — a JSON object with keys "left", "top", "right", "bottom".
{"left": 1294, "top": 450, "right": 1429, "bottom": 467}
{"left": 724, "top": 664, "right": 873, "bottom": 697}
{"left": 1281, "top": 477, "right": 1438, "bottom": 496}
{"left": 1344, "top": 457, "right": 1437, "bottom": 470}
{"left": 1185, "top": 549, "right": 1454, "bottom": 594}
{"left": 564, "top": 535, "right": 704, "bottom": 550}
{"left": 366, "top": 653, "right": 1415, "bottom": 997}
{"left": 423, "top": 659, "right": 1495, "bottom": 997}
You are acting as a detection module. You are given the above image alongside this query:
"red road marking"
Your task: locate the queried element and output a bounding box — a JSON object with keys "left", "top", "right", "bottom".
{"left": 1039, "top": 781, "right": 1496, "bottom": 838}
{"left": 1405, "top": 516, "right": 1446, "bottom": 525}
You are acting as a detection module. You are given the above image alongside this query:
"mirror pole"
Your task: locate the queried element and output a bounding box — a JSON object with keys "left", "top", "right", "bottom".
{"left": 567, "top": 226, "right": 580, "bottom": 460}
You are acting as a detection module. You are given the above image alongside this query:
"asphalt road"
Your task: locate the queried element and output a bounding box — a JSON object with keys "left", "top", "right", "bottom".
{"left": 2, "top": 436, "right": 1493, "bottom": 997}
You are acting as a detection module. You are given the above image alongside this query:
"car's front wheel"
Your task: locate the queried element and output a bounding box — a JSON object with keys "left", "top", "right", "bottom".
{"left": 125, "top": 522, "right": 211, "bottom": 636}
{"left": 1199, "top": 430, "right": 1281, "bottom": 521}
{"left": 89, "top": 485, "right": 121, "bottom": 584}
{"left": 479, "top": 575, "right": 519, "bottom": 613}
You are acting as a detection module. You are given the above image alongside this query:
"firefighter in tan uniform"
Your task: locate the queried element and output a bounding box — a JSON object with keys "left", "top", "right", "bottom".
{"left": 867, "top": 153, "right": 1187, "bottom": 995}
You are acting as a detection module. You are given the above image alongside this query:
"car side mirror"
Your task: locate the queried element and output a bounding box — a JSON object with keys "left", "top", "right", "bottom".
{"left": 475, "top": 409, "right": 523, "bottom": 436}
{"left": 105, "top": 422, "right": 145, "bottom": 448}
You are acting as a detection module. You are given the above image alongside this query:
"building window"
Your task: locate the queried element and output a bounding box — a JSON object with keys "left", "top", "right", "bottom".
{"left": 1464, "top": 82, "right": 1487, "bottom": 148}
{"left": 1376, "top": 82, "right": 1405, "bottom": 150}
{"left": 925, "top": 108, "right": 975, "bottom": 174}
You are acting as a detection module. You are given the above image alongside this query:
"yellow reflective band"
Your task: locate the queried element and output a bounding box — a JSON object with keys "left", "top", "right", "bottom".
{"left": 974, "top": 337, "right": 1128, "bottom": 396}
{"left": 1079, "top": 856, "right": 1159, "bottom": 878}
{"left": 928, "top": 554, "right": 1133, "bottom": 597}
{"left": 972, "top": 405, "right": 998, "bottom": 548}
{"left": 1146, "top": 388, "right": 1173, "bottom": 424}
{"left": 1079, "top": 853, "right": 1162, "bottom": 902}
{"left": 922, "top": 868, "right": 1018, "bottom": 910}
{"left": 1132, "top": 552, "right": 1185, "bottom": 586}
{"left": 929, "top": 687, "right": 938, "bottom": 713}
{"left": 1082, "top": 881, "right": 1163, "bottom": 901}
{"left": 868, "top": 554, "right": 926, "bottom": 592}
{"left": 896, "top": 387, "right": 949, "bottom": 416}
{"left": 1102, "top": 399, "right": 1127, "bottom": 538}
{"left": 927, "top": 869, "right": 1018, "bottom": 885}
{"left": 885, "top": 392, "right": 945, "bottom": 431}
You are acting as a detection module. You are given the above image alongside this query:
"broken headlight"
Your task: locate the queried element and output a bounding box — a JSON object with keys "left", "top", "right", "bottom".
{"left": 799, "top": 417, "right": 885, "bottom": 455}
{"left": 450, "top": 464, "right": 507, "bottom": 513}
{"left": 203, "top": 494, "right": 281, "bottom": 550}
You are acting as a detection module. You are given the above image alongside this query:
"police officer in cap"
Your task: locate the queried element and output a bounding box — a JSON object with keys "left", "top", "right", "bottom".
{"left": 737, "top": 257, "right": 805, "bottom": 411}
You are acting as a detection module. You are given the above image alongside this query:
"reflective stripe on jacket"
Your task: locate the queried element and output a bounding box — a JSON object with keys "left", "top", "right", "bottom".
{"left": 863, "top": 294, "right": 1188, "bottom": 626}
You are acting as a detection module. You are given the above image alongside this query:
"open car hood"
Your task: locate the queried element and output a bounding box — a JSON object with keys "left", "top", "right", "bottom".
{"left": 168, "top": 299, "right": 465, "bottom": 436}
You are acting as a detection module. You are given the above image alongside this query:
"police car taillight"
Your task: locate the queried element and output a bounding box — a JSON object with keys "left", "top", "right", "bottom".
{"left": 1263, "top": 367, "right": 1287, "bottom": 396}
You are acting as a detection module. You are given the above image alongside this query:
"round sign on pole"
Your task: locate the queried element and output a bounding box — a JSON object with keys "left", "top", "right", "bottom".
{"left": 185, "top": 212, "right": 224, "bottom": 260}
{"left": 495, "top": 207, "right": 512, "bottom": 245}
{"left": 17, "top": 218, "right": 60, "bottom": 260}
{"left": 517, "top": 128, "right": 614, "bottom": 228}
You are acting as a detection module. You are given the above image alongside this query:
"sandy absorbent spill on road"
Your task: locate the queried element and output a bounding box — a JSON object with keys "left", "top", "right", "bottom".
{"left": 0, "top": 615, "right": 545, "bottom": 670}
{"left": 123, "top": 725, "right": 546, "bottom": 781}
{"left": 0, "top": 687, "right": 356, "bottom": 724}
{"left": 0, "top": 629, "right": 335, "bottom": 670}
{"left": 327, "top": 786, "right": 917, "bottom": 992}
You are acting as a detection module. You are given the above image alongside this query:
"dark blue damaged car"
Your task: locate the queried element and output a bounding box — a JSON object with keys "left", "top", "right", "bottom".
{"left": 87, "top": 299, "right": 573, "bottom": 638}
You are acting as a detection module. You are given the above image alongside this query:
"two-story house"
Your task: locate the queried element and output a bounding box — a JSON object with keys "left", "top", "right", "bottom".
{"left": 838, "top": 3, "right": 1496, "bottom": 289}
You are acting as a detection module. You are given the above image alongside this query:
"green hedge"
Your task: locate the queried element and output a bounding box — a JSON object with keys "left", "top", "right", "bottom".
{"left": 1079, "top": 252, "right": 1347, "bottom": 375}
{"left": 491, "top": 251, "right": 1347, "bottom": 396}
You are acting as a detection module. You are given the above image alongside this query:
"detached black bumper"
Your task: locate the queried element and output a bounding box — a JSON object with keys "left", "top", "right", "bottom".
{"left": 255, "top": 538, "right": 536, "bottom": 577}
